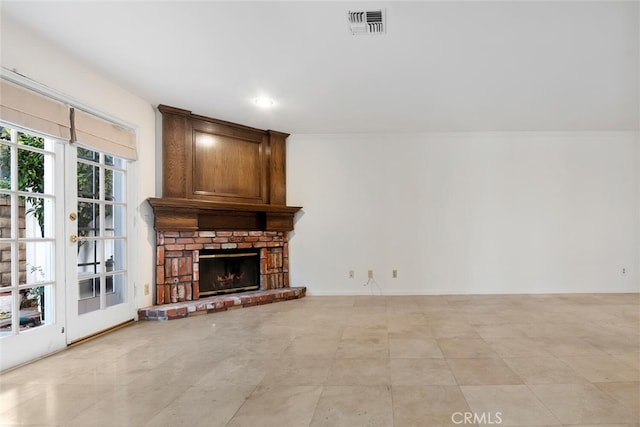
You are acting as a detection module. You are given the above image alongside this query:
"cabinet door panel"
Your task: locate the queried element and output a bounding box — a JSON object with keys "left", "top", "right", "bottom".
{"left": 192, "top": 130, "right": 264, "bottom": 202}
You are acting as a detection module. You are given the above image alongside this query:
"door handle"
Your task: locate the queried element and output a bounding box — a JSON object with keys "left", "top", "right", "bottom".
{"left": 70, "top": 234, "right": 78, "bottom": 243}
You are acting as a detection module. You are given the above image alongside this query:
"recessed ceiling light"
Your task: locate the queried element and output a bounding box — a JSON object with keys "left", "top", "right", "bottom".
{"left": 253, "top": 96, "right": 276, "bottom": 109}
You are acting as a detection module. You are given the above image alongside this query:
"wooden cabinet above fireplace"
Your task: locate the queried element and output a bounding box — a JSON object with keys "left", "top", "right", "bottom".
{"left": 159, "top": 104, "right": 288, "bottom": 205}
{"left": 150, "top": 105, "right": 301, "bottom": 232}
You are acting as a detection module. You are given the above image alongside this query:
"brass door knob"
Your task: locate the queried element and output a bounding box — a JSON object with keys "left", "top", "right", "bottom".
{"left": 69, "top": 212, "right": 77, "bottom": 221}
{"left": 70, "top": 234, "right": 78, "bottom": 243}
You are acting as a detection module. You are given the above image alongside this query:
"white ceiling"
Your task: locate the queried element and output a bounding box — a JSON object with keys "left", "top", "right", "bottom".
{"left": 1, "top": 1, "right": 639, "bottom": 133}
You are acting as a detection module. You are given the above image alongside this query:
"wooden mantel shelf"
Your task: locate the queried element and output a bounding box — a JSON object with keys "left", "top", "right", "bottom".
{"left": 147, "top": 197, "right": 302, "bottom": 232}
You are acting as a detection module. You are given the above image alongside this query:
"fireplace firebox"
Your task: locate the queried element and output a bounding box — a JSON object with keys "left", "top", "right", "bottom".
{"left": 198, "top": 249, "right": 260, "bottom": 296}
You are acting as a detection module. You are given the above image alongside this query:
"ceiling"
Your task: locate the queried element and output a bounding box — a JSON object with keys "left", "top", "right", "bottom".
{"left": 1, "top": 1, "right": 638, "bottom": 134}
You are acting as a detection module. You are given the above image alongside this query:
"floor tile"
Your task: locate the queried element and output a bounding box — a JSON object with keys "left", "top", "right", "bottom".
{"left": 583, "top": 333, "right": 640, "bottom": 354}
{"left": 447, "top": 358, "right": 523, "bottom": 385}
{"left": 341, "top": 326, "right": 388, "bottom": 340}
{"left": 281, "top": 336, "right": 339, "bottom": 358}
{"left": 390, "top": 335, "right": 444, "bottom": 358}
{"left": 484, "top": 337, "right": 554, "bottom": 358}
{"left": 502, "top": 357, "right": 588, "bottom": 384}
{"left": 392, "top": 385, "right": 472, "bottom": 427}
{"left": 390, "top": 358, "right": 457, "bottom": 386}
{"left": 437, "top": 338, "right": 499, "bottom": 358}
{"left": 0, "top": 382, "right": 48, "bottom": 414}
{"left": 538, "top": 336, "right": 610, "bottom": 357}
{"left": 529, "top": 383, "right": 638, "bottom": 425}
{"left": 68, "top": 383, "right": 190, "bottom": 426}
{"left": 195, "top": 357, "right": 277, "bottom": 387}
{"left": 260, "top": 358, "right": 332, "bottom": 386}
{"left": 560, "top": 355, "right": 640, "bottom": 382}
{"left": 325, "top": 358, "right": 390, "bottom": 386}
{"left": 609, "top": 351, "right": 640, "bottom": 369}
{"left": 336, "top": 329, "right": 389, "bottom": 358}
{"left": 474, "top": 324, "right": 529, "bottom": 339}
{"left": 1, "top": 383, "right": 110, "bottom": 425}
{"left": 514, "top": 322, "right": 581, "bottom": 338}
{"left": 594, "top": 382, "right": 640, "bottom": 416}
{"left": 144, "top": 384, "right": 254, "bottom": 427}
{"left": 310, "top": 385, "right": 393, "bottom": 427}
{"left": 387, "top": 315, "right": 431, "bottom": 336}
{"left": 429, "top": 321, "right": 480, "bottom": 338}
{"left": 225, "top": 385, "right": 322, "bottom": 427}
{"left": 460, "top": 385, "right": 561, "bottom": 426}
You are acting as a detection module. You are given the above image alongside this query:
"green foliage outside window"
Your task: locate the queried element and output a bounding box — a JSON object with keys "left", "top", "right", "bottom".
{"left": 0, "top": 127, "right": 46, "bottom": 233}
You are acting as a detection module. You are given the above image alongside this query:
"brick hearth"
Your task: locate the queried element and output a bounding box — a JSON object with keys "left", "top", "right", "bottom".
{"left": 155, "top": 230, "right": 292, "bottom": 305}
{"left": 138, "top": 287, "right": 306, "bottom": 321}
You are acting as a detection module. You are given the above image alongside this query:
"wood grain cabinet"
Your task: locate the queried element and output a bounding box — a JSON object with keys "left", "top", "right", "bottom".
{"left": 150, "top": 105, "right": 300, "bottom": 232}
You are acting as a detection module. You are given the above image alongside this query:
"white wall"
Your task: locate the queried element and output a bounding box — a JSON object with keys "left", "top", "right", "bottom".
{"left": 288, "top": 132, "right": 639, "bottom": 295}
{"left": 2, "top": 21, "right": 637, "bottom": 302}
{"left": 0, "top": 19, "right": 157, "bottom": 308}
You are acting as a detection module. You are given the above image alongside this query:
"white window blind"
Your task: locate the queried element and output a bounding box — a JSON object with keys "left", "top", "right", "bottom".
{"left": 0, "top": 79, "right": 71, "bottom": 140}
{"left": 72, "top": 108, "right": 137, "bottom": 160}
{"left": 0, "top": 77, "right": 137, "bottom": 160}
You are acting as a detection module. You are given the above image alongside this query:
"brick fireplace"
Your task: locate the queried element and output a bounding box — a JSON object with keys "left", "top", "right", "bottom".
{"left": 143, "top": 105, "right": 305, "bottom": 317}
{"left": 155, "top": 230, "right": 289, "bottom": 304}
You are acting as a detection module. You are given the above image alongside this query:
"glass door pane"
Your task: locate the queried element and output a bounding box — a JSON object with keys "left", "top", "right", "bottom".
{"left": 75, "top": 147, "right": 127, "bottom": 315}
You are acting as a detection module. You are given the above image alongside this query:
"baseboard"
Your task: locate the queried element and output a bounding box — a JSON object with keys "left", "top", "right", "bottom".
{"left": 306, "top": 288, "right": 640, "bottom": 296}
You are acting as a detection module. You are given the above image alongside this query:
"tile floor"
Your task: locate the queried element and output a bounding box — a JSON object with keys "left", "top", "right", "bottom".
{"left": 0, "top": 294, "right": 638, "bottom": 427}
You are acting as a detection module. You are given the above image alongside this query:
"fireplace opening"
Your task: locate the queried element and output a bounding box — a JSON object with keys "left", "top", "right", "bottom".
{"left": 199, "top": 249, "right": 260, "bottom": 297}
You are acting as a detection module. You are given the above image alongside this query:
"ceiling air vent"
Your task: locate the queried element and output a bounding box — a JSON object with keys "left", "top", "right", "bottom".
{"left": 347, "top": 9, "right": 386, "bottom": 35}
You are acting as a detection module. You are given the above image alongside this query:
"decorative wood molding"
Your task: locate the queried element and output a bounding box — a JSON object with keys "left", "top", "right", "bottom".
{"left": 147, "top": 197, "right": 302, "bottom": 232}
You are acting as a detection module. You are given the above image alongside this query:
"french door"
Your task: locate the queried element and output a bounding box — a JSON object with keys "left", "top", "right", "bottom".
{"left": 0, "top": 126, "right": 66, "bottom": 370}
{"left": 65, "top": 144, "right": 133, "bottom": 342}
{"left": 0, "top": 122, "right": 134, "bottom": 370}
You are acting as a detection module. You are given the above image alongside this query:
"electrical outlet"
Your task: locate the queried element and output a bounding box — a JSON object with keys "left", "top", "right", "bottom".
{"left": 392, "top": 269, "right": 397, "bottom": 278}
{"left": 349, "top": 270, "right": 354, "bottom": 279}
{"left": 368, "top": 270, "right": 373, "bottom": 279}
{"left": 144, "top": 283, "right": 150, "bottom": 295}
{"left": 622, "top": 268, "right": 627, "bottom": 275}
